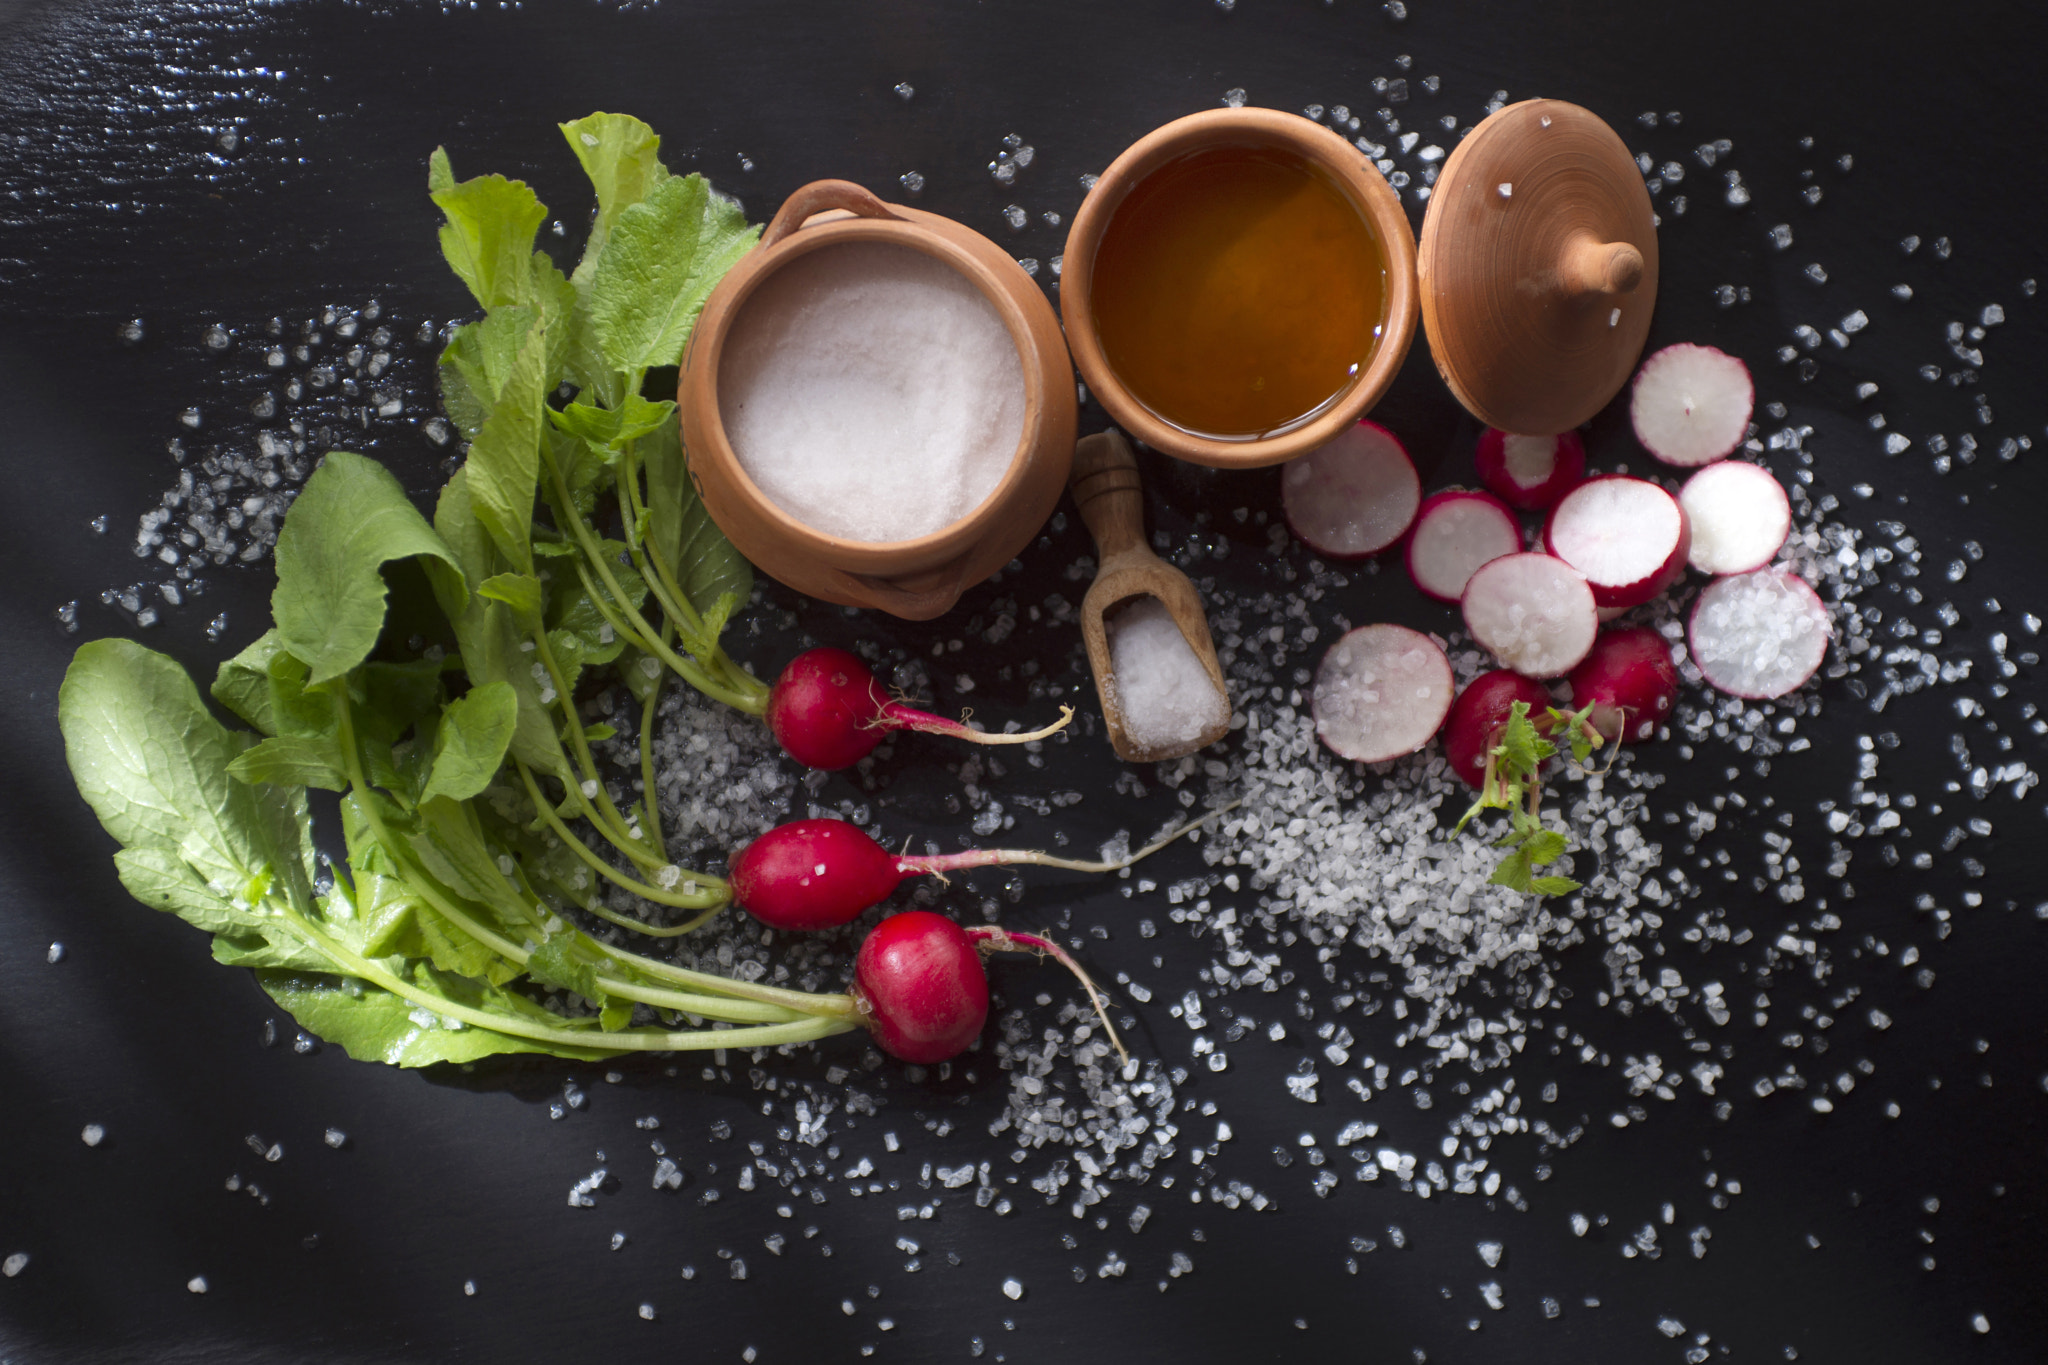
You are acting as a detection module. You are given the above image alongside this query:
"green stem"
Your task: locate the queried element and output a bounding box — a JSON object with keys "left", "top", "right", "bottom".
{"left": 637, "top": 632, "right": 668, "bottom": 854}
{"left": 528, "top": 627, "right": 664, "bottom": 869}
{"left": 516, "top": 761, "right": 727, "bottom": 909}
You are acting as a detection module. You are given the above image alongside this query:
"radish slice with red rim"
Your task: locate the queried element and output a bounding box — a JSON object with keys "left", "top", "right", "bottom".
{"left": 1474, "top": 429, "right": 1587, "bottom": 510}
{"left": 1310, "top": 624, "right": 1455, "bottom": 763}
{"left": 1678, "top": 460, "right": 1791, "bottom": 575}
{"left": 1543, "top": 475, "right": 1690, "bottom": 610}
{"left": 1405, "top": 490, "right": 1522, "bottom": 603}
{"left": 1630, "top": 342, "right": 1754, "bottom": 468}
{"left": 1687, "top": 569, "right": 1832, "bottom": 699}
{"left": 1281, "top": 420, "right": 1421, "bottom": 558}
{"left": 1460, "top": 553, "right": 1599, "bottom": 679}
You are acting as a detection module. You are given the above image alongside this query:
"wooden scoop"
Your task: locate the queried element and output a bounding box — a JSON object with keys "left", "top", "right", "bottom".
{"left": 1070, "top": 429, "right": 1232, "bottom": 763}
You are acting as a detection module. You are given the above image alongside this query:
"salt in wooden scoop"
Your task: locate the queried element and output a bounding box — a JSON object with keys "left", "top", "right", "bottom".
{"left": 1070, "top": 429, "right": 1232, "bottom": 762}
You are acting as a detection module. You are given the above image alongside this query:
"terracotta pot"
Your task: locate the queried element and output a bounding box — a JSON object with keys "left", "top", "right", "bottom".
{"left": 681, "top": 180, "right": 1075, "bottom": 621}
{"left": 1060, "top": 107, "right": 1419, "bottom": 470}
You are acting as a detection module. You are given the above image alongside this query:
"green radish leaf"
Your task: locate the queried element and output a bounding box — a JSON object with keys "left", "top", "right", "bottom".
{"left": 1523, "top": 827, "right": 1569, "bottom": 866}
{"left": 272, "top": 452, "right": 466, "bottom": 686}
{"left": 641, "top": 409, "right": 754, "bottom": 616}
{"left": 227, "top": 735, "right": 350, "bottom": 793}
{"left": 527, "top": 933, "right": 605, "bottom": 1007}
{"left": 432, "top": 467, "right": 497, "bottom": 593}
{"left": 212, "top": 629, "right": 289, "bottom": 736}
{"left": 560, "top": 112, "right": 669, "bottom": 280}
{"left": 428, "top": 148, "right": 549, "bottom": 311}
{"left": 586, "top": 172, "right": 757, "bottom": 373}
{"left": 421, "top": 682, "right": 519, "bottom": 806}
{"left": 1528, "top": 875, "right": 1582, "bottom": 897}
{"left": 479, "top": 572, "right": 546, "bottom": 623}
{"left": 208, "top": 925, "right": 337, "bottom": 973}
{"left": 257, "top": 968, "right": 616, "bottom": 1067}
{"left": 582, "top": 723, "right": 617, "bottom": 743}
{"left": 439, "top": 304, "right": 539, "bottom": 440}
{"left": 464, "top": 322, "right": 549, "bottom": 578}
{"left": 547, "top": 394, "right": 675, "bottom": 451}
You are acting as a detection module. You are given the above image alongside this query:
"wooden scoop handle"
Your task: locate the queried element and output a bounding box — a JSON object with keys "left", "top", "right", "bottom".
{"left": 1070, "top": 429, "right": 1148, "bottom": 561}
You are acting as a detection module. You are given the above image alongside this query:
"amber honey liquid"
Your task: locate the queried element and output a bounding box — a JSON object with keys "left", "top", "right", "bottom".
{"left": 1090, "top": 144, "right": 1387, "bottom": 438}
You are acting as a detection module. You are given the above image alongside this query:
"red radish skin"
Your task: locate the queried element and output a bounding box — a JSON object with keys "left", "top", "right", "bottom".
{"left": 1543, "top": 475, "right": 1691, "bottom": 610}
{"left": 1405, "top": 490, "right": 1522, "bottom": 604}
{"left": 1688, "top": 569, "right": 1832, "bottom": 699}
{"left": 1630, "top": 342, "right": 1754, "bottom": 468}
{"left": 1567, "top": 627, "right": 1679, "bottom": 744}
{"left": 1474, "top": 429, "right": 1588, "bottom": 511}
{"left": 850, "top": 916, "right": 1128, "bottom": 1065}
{"left": 1443, "top": 670, "right": 1555, "bottom": 789}
{"left": 853, "top": 912, "right": 989, "bottom": 1064}
{"left": 1678, "top": 460, "right": 1791, "bottom": 575}
{"left": 1280, "top": 420, "right": 1422, "bottom": 559}
{"left": 1460, "top": 553, "right": 1600, "bottom": 679}
{"left": 767, "top": 647, "right": 1073, "bottom": 771}
{"left": 1310, "top": 624, "right": 1455, "bottom": 764}
{"left": 730, "top": 810, "right": 1231, "bottom": 931}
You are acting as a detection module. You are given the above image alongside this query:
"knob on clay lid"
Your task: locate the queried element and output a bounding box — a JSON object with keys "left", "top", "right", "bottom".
{"left": 1417, "top": 99, "right": 1658, "bottom": 436}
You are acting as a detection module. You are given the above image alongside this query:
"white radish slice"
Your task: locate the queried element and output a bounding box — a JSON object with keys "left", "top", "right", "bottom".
{"left": 1543, "top": 475, "right": 1690, "bottom": 610}
{"left": 1688, "top": 569, "right": 1832, "bottom": 699}
{"left": 1405, "top": 490, "right": 1522, "bottom": 603}
{"left": 1460, "top": 552, "right": 1599, "bottom": 679}
{"left": 1473, "top": 428, "right": 1587, "bottom": 510}
{"left": 1678, "top": 460, "right": 1791, "bottom": 575}
{"left": 1630, "top": 342, "right": 1753, "bottom": 467}
{"left": 1281, "top": 420, "right": 1421, "bottom": 558}
{"left": 1310, "top": 624, "right": 1455, "bottom": 763}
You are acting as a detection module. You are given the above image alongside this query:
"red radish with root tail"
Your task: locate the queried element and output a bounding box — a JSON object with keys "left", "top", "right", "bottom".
{"left": 1567, "top": 626, "right": 1679, "bottom": 744}
{"left": 1461, "top": 552, "right": 1599, "bottom": 679}
{"left": 1678, "top": 460, "right": 1791, "bottom": 575}
{"left": 767, "top": 647, "right": 1074, "bottom": 771}
{"left": 1405, "top": 490, "right": 1522, "bottom": 604}
{"left": 1543, "top": 475, "right": 1691, "bottom": 611}
{"left": 851, "top": 912, "right": 1126, "bottom": 1064}
{"left": 1443, "top": 670, "right": 1556, "bottom": 789}
{"left": 1688, "top": 569, "right": 1832, "bottom": 699}
{"left": 1281, "top": 420, "right": 1421, "bottom": 559}
{"left": 1631, "top": 342, "right": 1754, "bottom": 467}
{"left": 1474, "top": 429, "right": 1587, "bottom": 511}
{"left": 1310, "top": 624, "right": 1455, "bottom": 763}
{"left": 730, "top": 807, "right": 1234, "bottom": 932}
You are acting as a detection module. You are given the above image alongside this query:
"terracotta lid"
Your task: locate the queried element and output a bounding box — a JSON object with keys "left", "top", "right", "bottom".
{"left": 1417, "top": 99, "right": 1658, "bottom": 436}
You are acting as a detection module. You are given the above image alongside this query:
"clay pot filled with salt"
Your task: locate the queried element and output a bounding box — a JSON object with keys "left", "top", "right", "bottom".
{"left": 682, "top": 180, "right": 1076, "bottom": 620}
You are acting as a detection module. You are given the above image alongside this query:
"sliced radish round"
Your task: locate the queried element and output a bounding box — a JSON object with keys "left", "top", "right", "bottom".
{"left": 1678, "top": 460, "right": 1791, "bottom": 575}
{"left": 1474, "top": 429, "right": 1587, "bottom": 511}
{"left": 1310, "top": 624, "right": 1455, "bottom": 763}
{"left": 1405, "top": 490, "right": 1521, "bottom": 604}
{"left": 1687, "top": 569, "right": 1831, "bottom": 699}
{"left": 1567, "top": 626, "right": 1679, "bottom": 744}
{"left": 1443, "top": 670, "right": 1556, "bottom": 789}
{"left": 1543, "top": 475, "right": 1690, "bottom": 610}
{"left": 1281, "top": 420, "right": 1422, "bottom": 558}
{"left": 1460, "top": 553, "right": 1599, "bottom": 679}
{"left": 1630, "top": 342, "right": 1753, "bottom": 467}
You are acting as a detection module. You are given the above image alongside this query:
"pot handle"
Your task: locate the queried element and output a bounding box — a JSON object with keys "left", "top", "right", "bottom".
{"left": 830, "top": 557, "right": 971, "bottom": 622}
{"left": 760, "top": 180, "right": 904, "bottom": 250}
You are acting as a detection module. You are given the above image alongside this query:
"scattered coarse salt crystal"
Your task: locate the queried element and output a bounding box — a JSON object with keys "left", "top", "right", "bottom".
{"left": 1477, "top": 1241, "right": 1503, "bottom": 1267}
{"left": 187, "top": 1276, "right": 209, "bottom": 1294}
{"left": 46, "top": 943, "right": 63, "bottom": 964}
{"left": 1105, "top": 597, "right": 1229, "bottom": 753}
{"left": 1001, "top": 1277, "right": 1025, "bottom": 1300}
{"left": 721, "top": 240, "right": 1024, "bottom": 543}
{"left": 81, "top": 1124, "right": 105, "bottom": 1147}
{"left": 1, "top": 1254, "right": 26, "bottom": 1278}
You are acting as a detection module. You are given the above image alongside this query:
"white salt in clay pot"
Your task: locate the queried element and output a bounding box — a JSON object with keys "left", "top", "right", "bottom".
{"left": 682, "top": 179, "right": 1076, "bottom": 620}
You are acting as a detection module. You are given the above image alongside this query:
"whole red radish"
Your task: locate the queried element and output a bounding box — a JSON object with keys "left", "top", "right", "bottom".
{"left": 1443, "top": 670, "right": 1555, "bottom": 789}
{"left": 1405, "top": 490, "right": 1522, "bottom": 604}
{"left": 1543, "top": 475, "right": 1690, "bottom": 611}
{"left": 730, "top": 812, "right": 1224, "bottom": 931}
{"left": 854, "top": 912, "right": 990, "bottom": 1064}
{"left": 767, "top": 647, "right": 1072, "bottom": 771}
{"left": 1474, "top": 429, "right": 1587, "bottom": 511}
{"left": 1566, "top": 627, "right": 1679, "bottom": 744}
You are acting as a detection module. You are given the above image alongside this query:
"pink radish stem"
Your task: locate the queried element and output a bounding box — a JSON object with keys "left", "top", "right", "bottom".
{"left": 966, "top": 926, "right": 1128, "bottom": 1065}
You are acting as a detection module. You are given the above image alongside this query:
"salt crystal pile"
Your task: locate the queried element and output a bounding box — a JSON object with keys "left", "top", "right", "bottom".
{"left": 720, "top": 241, "right": 1025, "bottom": 543}
{"left": 1104, "top": 596, "right": 1228, "bottom": 752}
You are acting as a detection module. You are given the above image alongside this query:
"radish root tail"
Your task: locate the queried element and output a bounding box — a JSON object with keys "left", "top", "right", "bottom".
{"left": 967, "top": 926, "right": 1128, "bottom": 1065}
